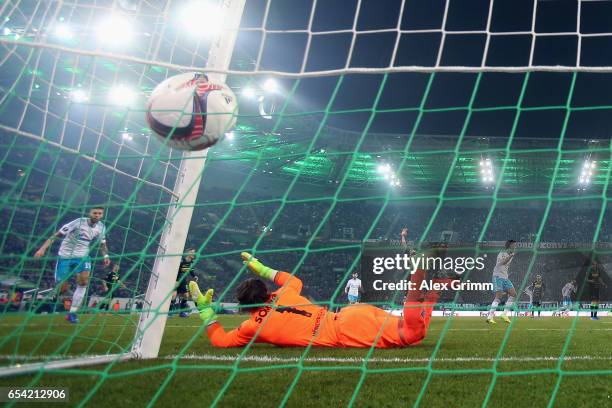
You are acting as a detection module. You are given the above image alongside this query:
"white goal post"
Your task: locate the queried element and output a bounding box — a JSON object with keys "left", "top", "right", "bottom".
{"left": 0, "top": 0, "right": 246, "bottom": 377}
{"left": 130, "top": 0, "right": 247, "bottom": 360}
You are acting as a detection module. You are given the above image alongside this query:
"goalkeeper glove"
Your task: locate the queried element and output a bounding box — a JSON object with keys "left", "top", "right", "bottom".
{"left": 188, "top": 281, "right": 217, "bottom": 326}
{"left": 241, "top": 252, "right": 277, "bottom": 281}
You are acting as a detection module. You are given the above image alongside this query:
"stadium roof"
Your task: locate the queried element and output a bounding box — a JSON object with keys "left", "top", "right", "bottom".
{"left": 205, "top": 119, "right": 610, "bottom": 196}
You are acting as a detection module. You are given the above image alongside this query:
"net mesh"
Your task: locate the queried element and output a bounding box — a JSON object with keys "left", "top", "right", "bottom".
{"left": 0, "top": 0, "right": 611, "bottom": 407}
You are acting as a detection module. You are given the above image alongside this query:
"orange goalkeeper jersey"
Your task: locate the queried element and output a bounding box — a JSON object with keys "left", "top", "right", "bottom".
{"left": 207, "top": 271, "right": 339, "bottom": 347}
{"left": 206, "top": 271, "right": 404, "bottom": 348}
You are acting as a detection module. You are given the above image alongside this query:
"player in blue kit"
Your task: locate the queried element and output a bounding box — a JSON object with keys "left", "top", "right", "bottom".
{"left": 34, "top": 207, "right": 110, "bottom": 323}
{"left": 486, "top": 240, "right": 517, "bottom": 324}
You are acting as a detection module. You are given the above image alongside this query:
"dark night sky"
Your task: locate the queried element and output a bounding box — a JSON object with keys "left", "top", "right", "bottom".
{"left": 231, "top": 0, "right": 612, "bottom": 141}
{"left": 2, "top": 0, "right": 612, "bottom": 143}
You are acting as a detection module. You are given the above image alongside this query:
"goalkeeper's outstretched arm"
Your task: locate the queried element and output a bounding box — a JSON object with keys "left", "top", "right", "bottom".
{"left": 189, "top": 281, "right": 255, "bottom": 348}
{"left": 190, "top": 253, "right": 303, "bottom": 348}
{"left": 241, "top": 252, "right": 302, "bottom": 294}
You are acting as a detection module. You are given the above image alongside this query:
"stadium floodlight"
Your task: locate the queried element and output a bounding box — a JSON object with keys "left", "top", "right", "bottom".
{"left": 263, "top": 78, "right": 278, "bottom": 93}
{"left": 108, "top": 85, "right": 136, "bottom": 106}
{"left": 579, "top": 167, "right": 592, "bottom": 185}
{"left": 70, "top": 89, "right": 89, "bottom": 103}
{"left": 97, "top": 15, "right": 134, "bottom": 47}
{"left": 54, "top": 23, "right": 74, "bottom": 40}
{"left": 225, "top": 131, "right": 234, "bottom": 140}
{"left": 180, "top": 1, "right": 224, "bottom": 38}
{"left": 241, "top": 87, "right": 256, "bottom": 99}
{"left": 3, "top": 27, "right": 11, "bottom": 36}
{"left": 479, "top": 157, "right": 494, "bottom": 184}
{"left": 377, "top": 163, "right": 391, "bottom": 174}
{"left": 579, "top": 157, "right": 597, "bottom": 187}
{"left": 121, "top": 131, "right": 133, "bottom": 141}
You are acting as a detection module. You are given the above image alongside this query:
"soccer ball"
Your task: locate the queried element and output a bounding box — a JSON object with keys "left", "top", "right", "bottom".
{"left": 146, "top": 72, "right": 237, "bottom": 151}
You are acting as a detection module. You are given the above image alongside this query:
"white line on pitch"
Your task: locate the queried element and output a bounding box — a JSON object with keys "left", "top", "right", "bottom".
{"left": 166, "top": 354, "right": 612, "bottom": 364}
{"left": 1, "top": 354, "right": 611, "bottom": 364}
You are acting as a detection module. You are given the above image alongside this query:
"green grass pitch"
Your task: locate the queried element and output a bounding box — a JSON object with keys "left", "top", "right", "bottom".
{"left": 0, "top": 314, "right": 610, "bottom": 407}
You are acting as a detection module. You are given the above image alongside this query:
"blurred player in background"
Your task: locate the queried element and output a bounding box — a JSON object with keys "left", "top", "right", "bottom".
{"left": 561, "top": 279, "right": 577, "bottom": 314}
{"left": 526, "top": 274, "right": 545, "bottom": 317}
{"left": 345, "top": 272, "right": 362, "bottom": 304}
{"left": 486, "top": 240, "right": 517, "bottom": 324}
{"left": 99, "top": 262, "right": 126, "bottom": 312}
{"left": 34, "top": 207, "right": 110, "bottom": 323}
{"left": 170, "top": 248, "right": 198, "bottom": 318}
{"left": 587, "top": 259, "right": 606, "bottom": 320}
{"left": 400, "top": 227, "right": 409, "bottom": 246}
{"left": 188, "top": 250, "right": 456, "bottom": 349}
{"left": 400, "top": 227, "right": 417, "bottom": 257}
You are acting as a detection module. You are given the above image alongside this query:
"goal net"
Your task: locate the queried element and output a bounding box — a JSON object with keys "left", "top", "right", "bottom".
{"left": 0, "top": 0, "right": 611, "bottom": 406}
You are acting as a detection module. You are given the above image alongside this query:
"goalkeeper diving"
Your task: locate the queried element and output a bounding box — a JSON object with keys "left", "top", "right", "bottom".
{"left": 189, "top": 252, "right": 455, "bottom": 348}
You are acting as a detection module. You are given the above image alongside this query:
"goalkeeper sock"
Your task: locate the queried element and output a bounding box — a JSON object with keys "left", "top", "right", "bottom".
{"left": 590, "top": 304, "right": 595, "bottom": 317}
{"left": 241, "top": 252, "right": 277, "bottom": 280}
